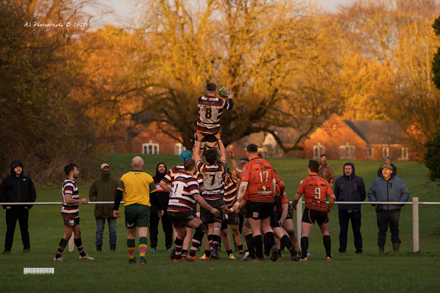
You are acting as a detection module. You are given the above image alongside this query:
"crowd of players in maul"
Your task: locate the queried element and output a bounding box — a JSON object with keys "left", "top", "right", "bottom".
{"left": 163, "top": 82, "right": 334, "bottom": 262}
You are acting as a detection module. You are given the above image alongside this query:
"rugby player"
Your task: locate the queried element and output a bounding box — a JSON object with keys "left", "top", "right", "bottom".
{"left": 194, "top": 131, "right": 227, "bottom": 259}
{"left": 54, "top": 163, "right": 93, "bottom": 261}
{"left": 196, "top": 82, "right": 233, "bottom": 154}
{"left": 231, "top": 144, "right": 282, "bottom": 262}
{"left": 160, "top": 150, "right": 204, "bottom": 258}
{"left": 167, "top": 159, "right": 220, "bottom": 261}
{"left": 220, "top": 168, "right": 243, "bottom": 259}
{"left": 291, "top": 160, "right": 336, "bottom": 261}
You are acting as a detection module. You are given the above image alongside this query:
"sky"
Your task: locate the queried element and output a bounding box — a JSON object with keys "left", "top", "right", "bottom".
{"left": 86, "top": 0, "right": 353, "bottom": 29}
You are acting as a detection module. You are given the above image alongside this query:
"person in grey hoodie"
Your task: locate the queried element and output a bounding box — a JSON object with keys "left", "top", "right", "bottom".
{"left": 368, "top": 164, "right": 410, "bottom": 253}
{"left": 334, "top": 162, "right": 366, "bottom": 254}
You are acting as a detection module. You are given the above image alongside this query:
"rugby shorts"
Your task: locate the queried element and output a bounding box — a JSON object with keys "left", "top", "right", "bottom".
{"left": 200, "top": 199, "right": 224, "bottom": 224}
{"left": 125, "top": 204, "right": 150, "bottom": 228}
{"left": 302, "top": 208, "right": 329, "bottom": 226}
{"left": 63, "top": 216, "right": 80, "bottom": 228}
{"left": 167, "top": 210, "right": 197, "bottom": 228}
{"left": 245, "top": 201, "right": 273, "bottom": 220}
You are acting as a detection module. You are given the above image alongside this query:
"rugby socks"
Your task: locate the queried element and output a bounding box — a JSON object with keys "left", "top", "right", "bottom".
{"left": 55, "top": 238, "right": 68, "bottom": 259}
{"left": 323, "top": 235, "right": 331, "bottom": 258}
{"left": 205, "top": 249, "right": 211, "bottom": 258}
{"left": 301, "top": 237, "right": 309, "bottom": 259}
{"left": 190, "top": 230, "right": 204, "bottom": 257}
{"left": 280, "top": 235, "right": 298, "bottom": 256}
{"left": 174, "top": 238, "right": 184, "bottom": 260}
{"left": 245, "top": 234, "right": 256, "bottom": 259}
{"left": 181, "top": 250, "right": 188, "bottom": 258}
{"left": 127, "top": 239, "right": 135, "bottom": 260}
{"left": 208, "top": 235, "right": 214, "bottom": 248}
{"left": 226, "top": 249, "right": 233, "bottom": 256}
{"left": 74, "top": 238, "right": 86, "bottom": 257}
{"left": 212, "top": 235, "right": 221, "bottom": 250}
{"left": 253, "top": 235, "right": 263, "bottom": 258}
{"left": 265, "top": 232, "right": 275, "bottom": 248}
{"left": 238, "top": 244, "right": 243, "bottom": 251}
{"left": 139, "top": 237, "right": 148, "bottom": 260}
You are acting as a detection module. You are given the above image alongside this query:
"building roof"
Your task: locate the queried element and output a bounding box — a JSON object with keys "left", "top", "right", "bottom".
{"left": 343, "top": 120, "right": 407, "bottom": 145}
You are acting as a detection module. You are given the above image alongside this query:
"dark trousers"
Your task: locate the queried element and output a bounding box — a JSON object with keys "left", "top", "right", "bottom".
{"left": 338, "top": 209, "right": 362, "bottom": 252}
{"left": 5, "top": 208, "right": 30, "bottom": 251}
{"left": 376, "top": 210, "right": 401, "bottom": 247}
{"left": 149, "top": 205, "right": 173, "bottom": 249}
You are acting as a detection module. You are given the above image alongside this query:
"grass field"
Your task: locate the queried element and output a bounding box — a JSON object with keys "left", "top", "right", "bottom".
{"left": 1, "top": 153, "right": 439, "bottom": 292}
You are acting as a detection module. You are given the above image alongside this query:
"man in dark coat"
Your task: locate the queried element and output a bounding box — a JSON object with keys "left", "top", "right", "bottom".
{"left": 89, "top": 163, "right": 119, "bottom": 251}
{"left": 0, "top": 160, "right": 36, "bottom": 253}
{"left": 334, "top": 162, "right": 366, "bottom": 254}
{"left": 149, "top": 163, "right": 172, "bottom": 252}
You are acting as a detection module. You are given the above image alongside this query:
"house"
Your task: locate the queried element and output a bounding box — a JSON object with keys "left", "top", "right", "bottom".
{"left": 116, "top": 114, "right": 413, "bottom": 161}
{"left": 302, "top": 114, "right": 412, "bottom": 161}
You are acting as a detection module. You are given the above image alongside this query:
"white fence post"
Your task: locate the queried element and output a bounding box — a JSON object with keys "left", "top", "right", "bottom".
{"left": 68, "top": 232, "right": 74, "bottom": 252}
{"left": 296, "top": 197, "right": 302, "bottom": 244}
{"left": 412, "top": 197, "right": 419, "bottom": 253}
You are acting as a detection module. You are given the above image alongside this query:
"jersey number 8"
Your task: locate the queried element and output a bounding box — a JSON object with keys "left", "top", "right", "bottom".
{"left": 205, "top": 108, "right": 212, "bottom": 119}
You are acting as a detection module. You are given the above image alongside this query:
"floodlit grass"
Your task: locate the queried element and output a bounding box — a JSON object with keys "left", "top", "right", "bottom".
{"left": 1, "top": 154, "right": 439, "bottom": 292}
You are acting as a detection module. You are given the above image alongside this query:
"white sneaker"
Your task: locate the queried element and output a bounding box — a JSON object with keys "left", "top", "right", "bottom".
{"left": 78, "top": 254, "right": 94, "bottom": 260}
{"left": 53, "top": 257, "right": 63, "bottom": 261}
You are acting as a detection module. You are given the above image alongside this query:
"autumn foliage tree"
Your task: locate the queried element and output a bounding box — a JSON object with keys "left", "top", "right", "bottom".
{"left": 106, "top": 0, "right": 341, "bottom": 151}
{"left": 0, "top": 0, "right": 99, "bottom": 182}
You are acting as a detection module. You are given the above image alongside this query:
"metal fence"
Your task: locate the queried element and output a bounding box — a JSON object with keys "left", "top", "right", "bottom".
{"left": 2, "top": 197, "right": 439, "bottom": 252}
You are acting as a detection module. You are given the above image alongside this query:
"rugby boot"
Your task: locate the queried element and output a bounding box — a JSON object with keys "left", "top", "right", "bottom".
{"left": 139, "top": 258, "right": 147, "bottom": 265}
{"left": 173, "top": 257, "right": 185, "bottom": 262}
{"left": 169, "top": 248, "right": 176, "bottom": 260}
{"left": 270, "top": 245, "right": 279, "bottom": 262}
{"left": 128, "top": 257, "right": 136, "bottom": 264}
{"left": 186, "top": 255, "right": 200, "bottom": 262}
{"left": 211, "top": 247, "right": 220, "bottom": 259}
{"left": 199, "top": 254, "right": 211, "bottom": 260}
{"left": 240, "top": 252, "right": 249, "bottom": 261}
{"left": 78, "top": 254, "right": 94, "bottom": 260}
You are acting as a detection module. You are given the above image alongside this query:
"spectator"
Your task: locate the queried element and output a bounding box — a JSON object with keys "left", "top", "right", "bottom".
{"left": 377, "top": 156, "right": 397, "bottom": 177}
{"left": 149, "top": 163, "right": 173, "bottom": 253}
{"left": 334, "top": 162, "right": 366, "bottom": 254}
{"left": 368, "top": 164, "right": 409, "bottom": 253}
{"left": 318, "top": 154, "right": 335, "bottom": 187}
{"left": 0, "top": 160, "right": 36, "bottom": 253}
{"left": 89, "top": 163, "right": 119, "bottom": 252}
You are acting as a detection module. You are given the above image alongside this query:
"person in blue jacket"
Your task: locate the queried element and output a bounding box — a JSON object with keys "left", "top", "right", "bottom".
{"left": 334, "top": 162, "right": 366, "bottom": 254}
{"left": 368, "top": 164, "right": 410, "bottom": 253}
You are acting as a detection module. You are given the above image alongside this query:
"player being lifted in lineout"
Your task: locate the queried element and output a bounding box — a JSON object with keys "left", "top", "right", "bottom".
{"left": 196, "top": 82, "right": 233, "bottom": 155}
